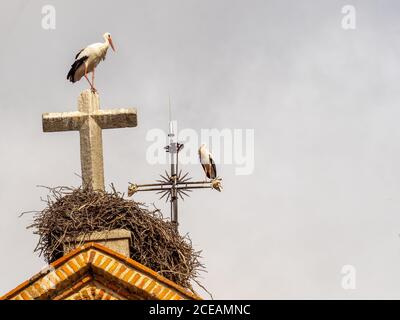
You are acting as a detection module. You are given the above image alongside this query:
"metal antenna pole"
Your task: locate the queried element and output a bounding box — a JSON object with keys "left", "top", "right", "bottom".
{"left": 168, "top": 100, "right": 178, "bottom": 230}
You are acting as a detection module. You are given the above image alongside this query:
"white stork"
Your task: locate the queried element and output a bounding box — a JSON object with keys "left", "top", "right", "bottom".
{"left": 67, "top": 32, "right": 116, "bottom": 92}
{"left": 198, "top": 144, "right": 217, "bottom": 179}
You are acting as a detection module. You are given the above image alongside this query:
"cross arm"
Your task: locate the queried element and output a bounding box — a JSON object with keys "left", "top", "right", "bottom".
{"left": 93, "top": 108, "right": 137, "bottom": 129}
{"left": 42, "top": 111, "right": 85, "bottom": 132}
{"left": 128, "top": 178, "right": 222, "bottom": 197}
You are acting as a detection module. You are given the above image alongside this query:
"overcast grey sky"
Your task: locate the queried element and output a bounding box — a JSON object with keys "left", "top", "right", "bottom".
{"left": 1, "top": 0, "right": 400, "bottom": 299}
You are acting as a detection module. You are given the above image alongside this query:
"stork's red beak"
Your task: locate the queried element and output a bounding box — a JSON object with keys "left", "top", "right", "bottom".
{"left": 109, "top": 37, "right": 116, "bottom": 52}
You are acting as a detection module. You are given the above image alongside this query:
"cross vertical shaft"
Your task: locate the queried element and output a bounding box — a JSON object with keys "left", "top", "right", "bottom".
{"left": 78, "top": 91, "right": 105, "bottom": 190}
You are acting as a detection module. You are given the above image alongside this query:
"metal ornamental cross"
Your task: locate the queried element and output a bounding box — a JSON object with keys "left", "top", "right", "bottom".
{"left": 42, "top": 89, "right": 137, "bottom": 191}
{"left": 128, "top": 120, "right": 222, "bottom": 231}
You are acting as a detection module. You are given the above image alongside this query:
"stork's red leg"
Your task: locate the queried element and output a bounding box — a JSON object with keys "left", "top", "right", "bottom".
{"left": 84, "top": 74, "right": 93, "bottom": 89}
{"left": 91, "top": 68, "right": 97, "bottom": 93}
{"left": 83, "top": 63, "right": 96, "bottom": 92}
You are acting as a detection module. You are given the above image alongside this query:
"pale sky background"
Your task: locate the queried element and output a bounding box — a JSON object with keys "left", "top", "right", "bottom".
{"left": 1, "top": 0, "right": 400, "bottom": 299}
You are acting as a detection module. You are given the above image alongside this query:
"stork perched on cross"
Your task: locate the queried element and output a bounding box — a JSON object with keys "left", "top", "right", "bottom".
{"left": 67, "top": 32, "right": 116, "bottom": 93}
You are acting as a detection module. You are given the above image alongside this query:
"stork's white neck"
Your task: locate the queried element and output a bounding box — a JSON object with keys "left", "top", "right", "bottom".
{"left": 96, "top": 40, "right": 109, "bottom": 59}
{"left": 103, "top": 37, "right": 110, "bottom": 47}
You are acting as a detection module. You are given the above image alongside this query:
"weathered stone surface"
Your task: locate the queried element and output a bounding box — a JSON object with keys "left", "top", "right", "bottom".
{"left": 63, "top": 229, "right": 132, "bottom": 257}
{"left": 42, "top": 89, "right": 137, "bottom": 191}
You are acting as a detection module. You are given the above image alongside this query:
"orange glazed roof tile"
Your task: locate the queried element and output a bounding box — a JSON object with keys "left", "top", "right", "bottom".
{"left": 1, "top": 243, "right": 201, "bottom": 300}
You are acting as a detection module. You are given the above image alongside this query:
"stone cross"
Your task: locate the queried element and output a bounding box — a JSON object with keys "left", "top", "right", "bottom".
{"left": 42, "top": 89, "right": 137, "bottom": 191}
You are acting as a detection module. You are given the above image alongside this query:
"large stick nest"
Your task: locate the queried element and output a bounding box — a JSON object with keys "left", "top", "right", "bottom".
{"left": 26, "top": 186, "right": 205, "bottom": 291}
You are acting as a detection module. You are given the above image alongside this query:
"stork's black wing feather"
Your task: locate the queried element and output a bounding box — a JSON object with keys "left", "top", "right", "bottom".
{"left": 201, "top": 163, "right": 208, "bottom": 178}
{"left": 75, "top": 48, "right": 85, "bottom": 59}
{"left": 66, "top": 56, "right": 88, "bottom": 83}
{"left": 209, "top": 155, "right": 217, "bottom": 179}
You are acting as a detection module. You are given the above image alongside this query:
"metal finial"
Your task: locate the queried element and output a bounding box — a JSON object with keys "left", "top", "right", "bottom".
{"left": 128, "top": 120, "right": 222, "bottom": 232}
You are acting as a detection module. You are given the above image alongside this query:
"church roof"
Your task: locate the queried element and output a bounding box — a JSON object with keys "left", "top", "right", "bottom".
{"left": 1, "top": 243, "right": 201, "bottom": 300}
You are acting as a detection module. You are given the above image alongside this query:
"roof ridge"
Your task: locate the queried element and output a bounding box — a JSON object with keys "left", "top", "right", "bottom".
{"left": 1, "top": 242, "right": 201, "bottom": 300}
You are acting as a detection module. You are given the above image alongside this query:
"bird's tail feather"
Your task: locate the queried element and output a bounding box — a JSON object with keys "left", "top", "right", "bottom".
{"left": 67, "top": 56, "right": 87, "bottom": 83}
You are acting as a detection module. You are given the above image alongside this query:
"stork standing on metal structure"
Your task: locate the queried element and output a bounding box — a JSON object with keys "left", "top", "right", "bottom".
{"left": 128, "top": 120, "right": 222, "bottom": 231}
